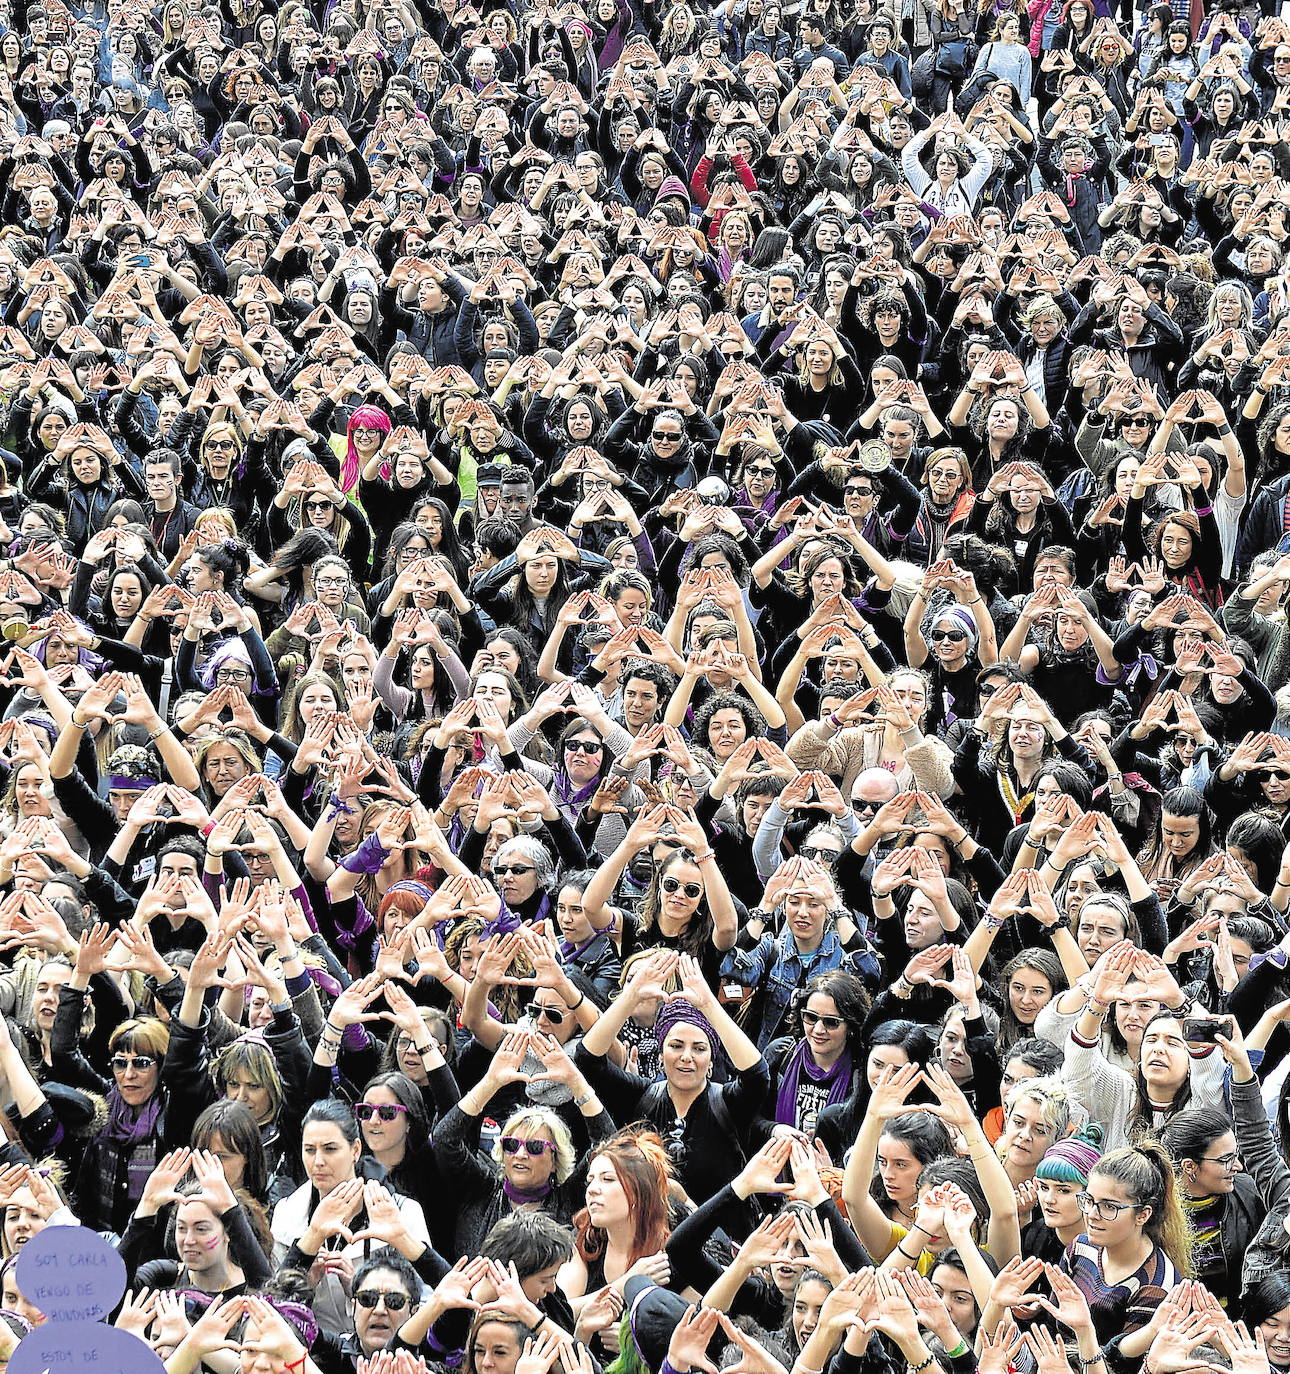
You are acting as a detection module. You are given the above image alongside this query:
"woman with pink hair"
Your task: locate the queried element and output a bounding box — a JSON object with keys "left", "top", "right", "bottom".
{"left": 341, "top": 405, "right": 392, "bottom": 493}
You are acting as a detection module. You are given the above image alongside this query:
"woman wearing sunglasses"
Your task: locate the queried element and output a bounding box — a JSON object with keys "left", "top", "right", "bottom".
{"left": 760, "top": 970, "right": 870, "bottom": 1138}
{"left": 354, "top": 1069, "right": 437, "bottom": 1239}
{"left": 350, "top": 1251, "right": 422, "bottom": 1358}
{"left": 581, "top": 804, "right": 739, "bottom": 987}
{"left": 502, "top": 703, "right": 647, "bottom": 859}
{"left": 52, "top": 940, "right": 172, "bottom": 1235}
{"left": 271, "top": 1099, "right": 430, "bottom": 1334}
{"left": 553, "top": 718, "right": 643, "bottom": 853}
{"left": 732, "top": 449, "right": 784, "bottom": 533}
{"left": 904, "top": 588, "right": 997, "bottom": 741}
{"left": 459, "top": 928, "right": 602, "bottom": 1108}
{"left": 267, "top": 466, "right": 374, "bottom": 583}
{"left": 433, "top": 1029, "right": 614, "bottom": 1258}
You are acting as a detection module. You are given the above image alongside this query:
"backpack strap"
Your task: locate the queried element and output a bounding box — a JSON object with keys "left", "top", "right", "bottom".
{"left": 705, "top": 1084, "right": 736, "bottom": 1140}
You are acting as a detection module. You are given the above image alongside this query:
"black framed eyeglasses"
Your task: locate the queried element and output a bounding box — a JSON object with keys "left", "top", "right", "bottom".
{"left": 493, "top": 863, "right": 536, "bottom": 877}
{"left": 930, "top": 629, "right": 967, "bottom": 642}
{"left": 564, "top": 739, "right": 603, "bottom": 754}
{"left": 1200, "top": 1150, "right": 1241, "bottom": 1169}
{"left": 797, "top": 845, "right": 840, "bottom": 864}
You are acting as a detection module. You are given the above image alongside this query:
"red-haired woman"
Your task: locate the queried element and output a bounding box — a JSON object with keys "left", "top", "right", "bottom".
{"left": 560, "top": 1126, "right": 674, "bottom": 1314}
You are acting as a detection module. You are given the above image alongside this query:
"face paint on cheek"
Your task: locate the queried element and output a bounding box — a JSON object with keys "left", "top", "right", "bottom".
{"left": 200, "top": 1235, "right": 222, "bottom": 1249}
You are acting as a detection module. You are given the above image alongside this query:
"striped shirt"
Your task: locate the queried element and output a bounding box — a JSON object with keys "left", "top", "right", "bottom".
{"left": 1063, "top": 1234, "right": 1181, "bottom": 1344}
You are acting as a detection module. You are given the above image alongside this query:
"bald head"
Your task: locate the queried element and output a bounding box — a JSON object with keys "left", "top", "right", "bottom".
{"left": 850, "top": 768, "right": 900, "bottom": 821}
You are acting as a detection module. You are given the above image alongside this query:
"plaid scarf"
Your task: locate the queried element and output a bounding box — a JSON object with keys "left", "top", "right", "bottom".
{"left": 99, "top": 1088, "right": 162, "bottom": 1211}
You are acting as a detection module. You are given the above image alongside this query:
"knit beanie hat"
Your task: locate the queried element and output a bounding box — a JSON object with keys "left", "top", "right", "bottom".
{"left": 1035, "top": 1129, "right": 1104, "bottom": 1186}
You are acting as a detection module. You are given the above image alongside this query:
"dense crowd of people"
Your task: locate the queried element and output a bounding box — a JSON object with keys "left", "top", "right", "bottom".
{"left": 4, "top": 0, "right": 1290, "bottom": 1371}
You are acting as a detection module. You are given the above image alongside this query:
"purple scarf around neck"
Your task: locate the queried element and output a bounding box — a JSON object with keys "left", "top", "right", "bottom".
{"left": 100, "top": 1087, "right": 163, "bottom": 1207}
{"left": 553, "top": 769, "right": 600, "bottom": 812}
{"left": 503, "top": 1178, "right": 554, "bottom": 1205}
{"left": 104, "top": 1086, "right": 162, "bottom": 1145}
{"left": 773, "top": 1039, "right": 853, "bottom": 1128}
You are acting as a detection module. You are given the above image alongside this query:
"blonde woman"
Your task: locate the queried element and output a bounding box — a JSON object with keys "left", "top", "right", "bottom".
{"left": 715, "top": 210, "right": 755, "bottom": 281}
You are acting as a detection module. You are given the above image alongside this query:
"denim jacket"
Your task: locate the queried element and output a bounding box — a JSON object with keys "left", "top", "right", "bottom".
{"left": 720, "top": 926, "right": 879, "bottom": 1049}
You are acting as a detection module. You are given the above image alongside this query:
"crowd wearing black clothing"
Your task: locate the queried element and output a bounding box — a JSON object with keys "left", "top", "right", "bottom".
{"left": 4, "top": 0, "right": 1290, "bottom": 1373}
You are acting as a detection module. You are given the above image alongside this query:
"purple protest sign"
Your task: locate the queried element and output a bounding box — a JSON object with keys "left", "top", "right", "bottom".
{"left": 10, "top": 1319, "right": 167, "bottom": 1374}
{"left": 14, "top": 1226, "right": 126, "bottom": 1322}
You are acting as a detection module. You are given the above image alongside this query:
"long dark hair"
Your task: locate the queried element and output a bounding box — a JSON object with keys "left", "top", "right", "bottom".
{"left": 270, "top": 528, "right": 341, "bottom": 600}
{"left": 414, "top": 499, "right": 468, "bottom": 581}
{"left": 870, "top": 1111, "right": 954, "bottom": 1214}
{"left": 1158, "top": 1106, "right": 1232, "bottom": 1175}
{"left": 889, "top": 877, "right": 978, "bottom": 945}
{"left": 510, "top": 554, "right": 577, "bottom": 637}
{"left": 997, "top": 949, "right": 1066, "bottom": 1056}
{"left": 1127, "top": 1008, "right": 1195, "bottom": 1142}
{"left": 360, "top": 1071, "right": 430, "bottom": 1151}
{"left": 791, "top": 971, "right": 870, "bottom": 1054}
{"left": 1136, "top": 786, "right": 1215, "bottom": 885}
{"left": 97, "top": 561, "right": 155, "bottom": 630}
{"left": 638, "top": 849, "right": 714, "bottom": 957}
{"left": 1226, "top": 811, "right": 1284, "bottom": 894}
{"left": 825, "top": 1019, "right": 937, "bottom": 1144}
